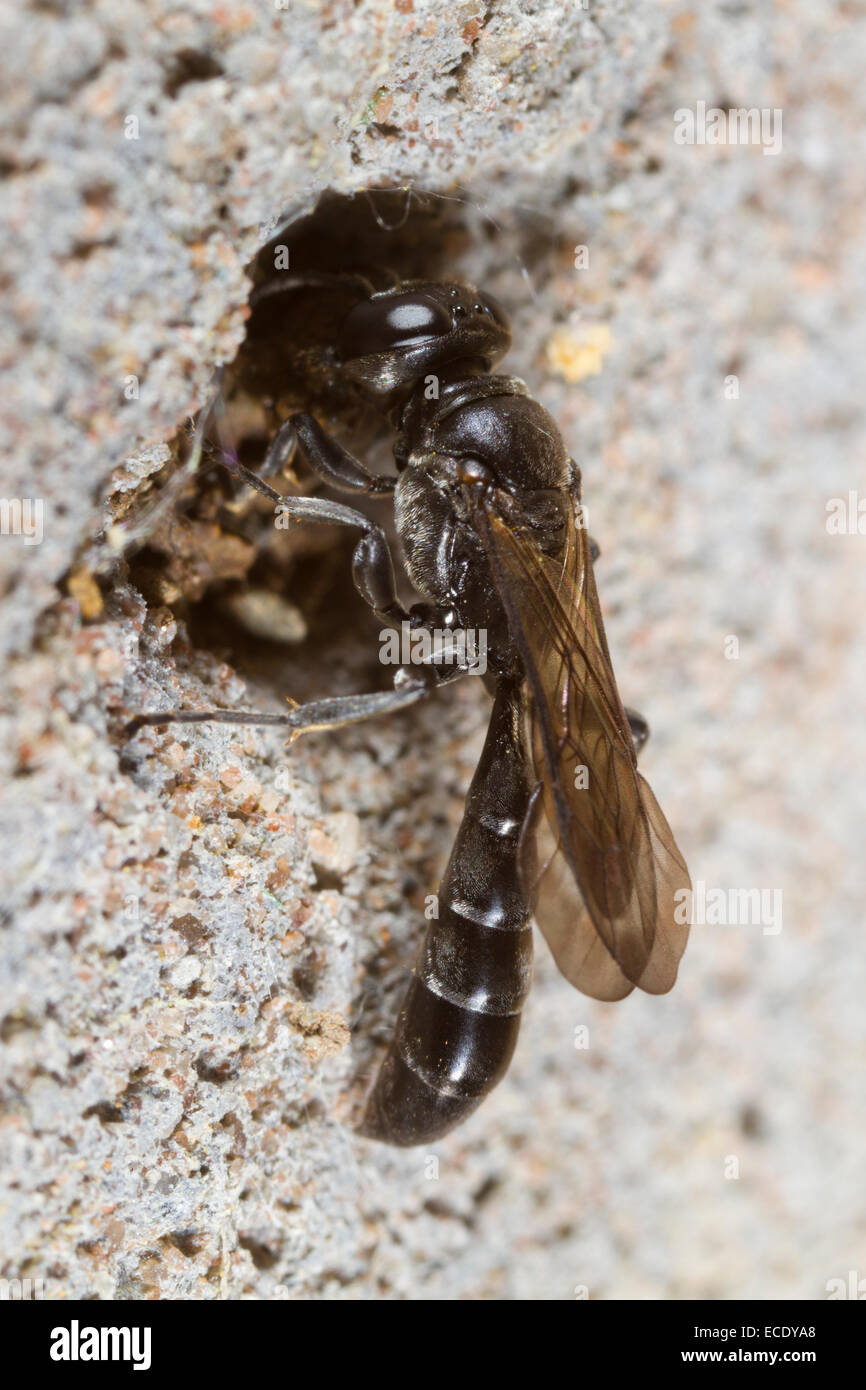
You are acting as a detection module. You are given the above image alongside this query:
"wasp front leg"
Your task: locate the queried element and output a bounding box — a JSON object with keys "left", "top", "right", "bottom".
{"left": 205, "top": 450, "right": 408, "bottom": 627}
{"left": 276, "top": 489, "right": 409, "bottom": 626}
{"left": 290, "top": 411, "right": 395, "bottom": 496}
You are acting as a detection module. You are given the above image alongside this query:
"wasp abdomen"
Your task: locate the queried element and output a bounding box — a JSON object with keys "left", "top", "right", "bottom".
{"left": 360, "top": 683, "right": 534, "bottom": 1146}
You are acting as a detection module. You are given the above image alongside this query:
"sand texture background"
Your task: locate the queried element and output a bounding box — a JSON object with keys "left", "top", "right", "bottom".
{"left": 1, "top": 0, "right": 864, "bottom": 1299}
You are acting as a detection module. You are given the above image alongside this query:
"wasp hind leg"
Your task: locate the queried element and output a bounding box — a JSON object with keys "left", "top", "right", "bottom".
{"left": 125, "top": 679, "right": 431, "bottom": 739}
{"left": 625, "top": 707, "right": 650, "bottom": 755}
{"left": 126, "top": 657, "right": 479, "bottom": 739}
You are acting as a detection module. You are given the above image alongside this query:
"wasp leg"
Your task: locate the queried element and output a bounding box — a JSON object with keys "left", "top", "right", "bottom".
{"left": 290, "top": 411, "right": 395, "bottom": 495}
{"left": 126, "top": 664, "right": 476, "bottom": 738}
{"left": 235, "top": 407, "right": 394, "bottom": 490}
{"left": 126, "top": 683, "right": 427, "bottom": 739}
{"left": 204, "top": 456, "right": 409, "bottom": 627}
{"left": 259, "top": 417, "right": 297, "bottom": 477}
{"left": 625, "top": 706, "right": 650, "bottom": 755}
{"left": 407, "top": 600, "right": 452, "bottom": 629}
{"left": 280, "top": 491, "right": 409, "bottom": 624}
{"left": 283, "top": 663, "right": 474, "bottom": 738}
{"left": 126, "top": 707, "right": 291, "bottom": 735}
{"left": 283, "top": 680, "right": 430, "bottom": 736}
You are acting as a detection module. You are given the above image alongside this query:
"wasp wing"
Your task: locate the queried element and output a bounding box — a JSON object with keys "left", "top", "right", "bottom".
{"left": 518, "top": 790, "right": 637, "bottom": 1000}
{"left": 478, "top": 491, "right": 691, "bottom": 999}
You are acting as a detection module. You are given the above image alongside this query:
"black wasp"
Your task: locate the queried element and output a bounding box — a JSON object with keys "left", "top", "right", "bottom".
{"left": 129, "top": 270, "right": 692, "bottom": 1146}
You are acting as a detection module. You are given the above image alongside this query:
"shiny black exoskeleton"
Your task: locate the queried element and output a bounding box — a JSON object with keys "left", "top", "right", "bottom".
{"left": 333, "top": 285, "right": 573, "bottom": 1142}
{"left": 129, "top": 274, "right": 668, "bottom": 1146}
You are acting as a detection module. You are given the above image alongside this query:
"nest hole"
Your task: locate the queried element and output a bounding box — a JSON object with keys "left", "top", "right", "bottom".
{"left": 125, "top": 186, "right": 514, "bottom": 703}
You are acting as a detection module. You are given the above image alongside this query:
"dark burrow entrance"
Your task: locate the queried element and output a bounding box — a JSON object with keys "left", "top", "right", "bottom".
{"left": 116, "top": 186, "right": 523, "bottom": 705}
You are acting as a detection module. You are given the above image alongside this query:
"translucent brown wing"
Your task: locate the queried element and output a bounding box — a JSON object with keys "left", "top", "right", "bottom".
{"left": 477, "top": 490, "right": 691, "bottom": 1000}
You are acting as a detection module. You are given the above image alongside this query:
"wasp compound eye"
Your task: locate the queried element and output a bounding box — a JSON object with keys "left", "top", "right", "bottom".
{"left": 338, "top": 292, "right": 452, "bottom": 360}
